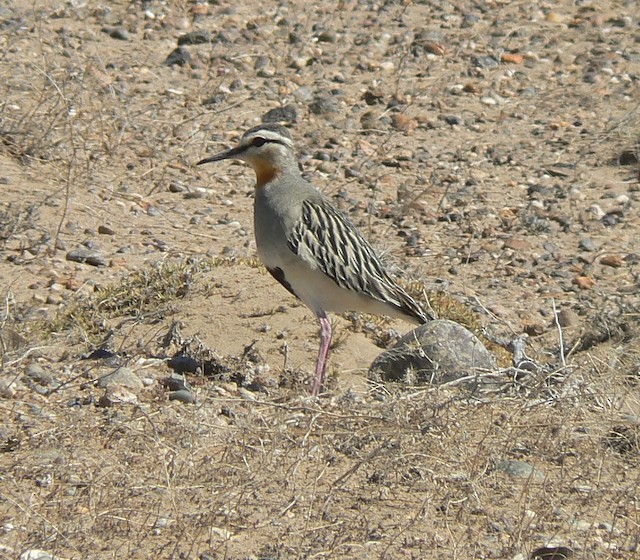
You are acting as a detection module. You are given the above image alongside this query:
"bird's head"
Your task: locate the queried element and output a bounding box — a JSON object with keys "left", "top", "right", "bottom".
{"left": 197, "top": 124, "right": 297, "bottom": 186}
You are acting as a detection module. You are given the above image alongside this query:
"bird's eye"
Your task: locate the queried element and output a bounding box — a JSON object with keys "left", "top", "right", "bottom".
{"left": 252, "top": 137, "right": 266, "bottom": 147}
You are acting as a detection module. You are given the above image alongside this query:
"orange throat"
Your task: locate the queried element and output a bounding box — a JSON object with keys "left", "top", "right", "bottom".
{"left": 253, "top": 161, "right": 279, "bottom": 188}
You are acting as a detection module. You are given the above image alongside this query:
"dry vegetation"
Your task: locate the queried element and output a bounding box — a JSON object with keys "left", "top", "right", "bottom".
{"left": 1, "top": 1, "right": 640, "bottom": 559}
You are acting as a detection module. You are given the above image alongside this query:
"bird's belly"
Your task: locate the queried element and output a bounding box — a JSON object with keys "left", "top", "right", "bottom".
{"left": 258, "top": 246, "right": 407, "bottom": 319}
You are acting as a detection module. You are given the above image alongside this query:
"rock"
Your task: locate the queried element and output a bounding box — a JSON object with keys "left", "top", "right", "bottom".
{"left": 25, "top": 363, "right": 55, "bottom": 387}
{"left": 101, "top": 27, "right": 129, "bottom": 41}
{"left": 97, "top": 367, "right": 143, "bottom": 390}
{"left": 555, "top": 309, "right": 579, "bottom": 328}
{"left": 262, "top": 105, "right": 298, "bottom": 123}
{"left": 20, "top": 550, "right": 68, "bottom": 560}
{"left": 495, "top": 459, "right": 545, "bottom": 481}
{"left": 163, "top": 47, "right": 191, "bottom": 67}
{"left": 471, "top": 55, "right": 499, "bottom": 69}
{"left": 177, "top": 31, "right": 212, "bottom": 45}
{"left": 98, "top": 385, "right": 139, "bottom": 407}
{"left": 169, "top": 389, "right": 196, "bottom": 404}
{"left": 162, "top": 373, "right": 192, "bottom": 392}
{"left": 578, "top": 237, "right": 597, "bottom": 252}
{"left": 66, "top": 247, "right": 107, "bottom": 267}
{"left": 97, "top": 225, "right": 114, "bottom": 235}
{"left": 308, "top": 96, "right": 338, "bottom": 115}
{"left": 531, "top": 546, "right": 573, "bottom": 559}
{"left": 369, "top": 320, "right": 496, "bottom": 386}
{"left": 600, "top": 254, "right": 623, "bottom": 268}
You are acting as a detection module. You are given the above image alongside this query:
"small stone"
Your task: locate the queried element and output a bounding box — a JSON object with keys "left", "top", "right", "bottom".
{"left": 501, "top": 53, "right": 523, "bottom": 64}
{"left": 177, "top": 31, "right": 212, "bottom": 45}
{"left": 163, "top": 47, "right": 191, "bottom": 67}
{"left": 317, "top": 29, "right": 337, "bottom": 43}
{"left": 472, "top": 55, "right": 499, "bottom": 69}
{"left": 169, "top": 389, "right": 196, "bottom": 404}
{"left": 262, "top": 105, "right": 298, "bottom": 123}
{"left": 98, "top": 367, "right": 143, "bottom": 390}
{"left": 98, "top": 225, "right": 115, "bottom": 235}
{"left": 600, "top": 254, "right": 623, "bottom": 268}
{"left": 309, "top": 96, "right": 338, "bottom": 115}
{"left": 556, "top": 309, "right": 579, "bottom": 328}
{"left": 66, "top": 247, "right": 107, "bottom": 267}
{"left": 98, "top": 385, "right": 139, "bottom": 407}
{"left": 496, "top": 459, "right": 544, "bottom": 481}
{"left": 572, "top": 276, "right": 595, "bottom": 290}
{"left": 578, "top": 238, "right": 597, "bottom": 252}
{"left": 102, "top": 27, "right": 129, "bottom": 41}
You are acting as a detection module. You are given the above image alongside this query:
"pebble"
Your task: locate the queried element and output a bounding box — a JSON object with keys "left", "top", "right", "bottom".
{"left": 25, "top": 363, "right": 55, "bottom": 387}
{"left": 66, "top": 247, "right": 107, "bottom": 267}
{"left": 169, "top": 389, "right": 196, "bottom": 404}
{"left": 496, "top": 459, "right": 545, "bottom": 481}
{"left": 472, "top": 55, "right": 499, "bottom": 69}
{"left": 262, "top": 105, "right": 298, "bottom": 123}
{"left": 20, "top": 550, "right": 68, "bottom": 560}
{"left": 98, "top": 385, "right": 138, "bottom": 407}
{"left": 309, "top": 96, "right": 338, "bottom": 115}
{"left": 578, "top": 238, "right": 597, "bottom": 252}
{"left": 97, "top": 367, "right": 143, "bottom": 390}
{"left": 162, "top": 373, "right": 191, "bottom": 392}
{"left": 101, "top": 27, "right": 129, "bottom": 41}
{"left": 163, "top": 47, "right": 191, "bottom": 67}
{"left": 600, "top": 254, "right": 623, "bottom": 268}
{"left": 177, "top": 31, "right": 211, "bottom": 45}
{"left": 98, "top": 225, "right": 115, "bottom": 235}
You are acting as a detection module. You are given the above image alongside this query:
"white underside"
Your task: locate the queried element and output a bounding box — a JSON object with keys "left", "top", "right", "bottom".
{"left": 262, "top": 248, "right": 419, "bottom": 323}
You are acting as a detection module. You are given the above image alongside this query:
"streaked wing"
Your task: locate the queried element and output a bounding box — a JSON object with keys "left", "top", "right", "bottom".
{"left": 288, "top": 198, "right": 432, "bottom": 322}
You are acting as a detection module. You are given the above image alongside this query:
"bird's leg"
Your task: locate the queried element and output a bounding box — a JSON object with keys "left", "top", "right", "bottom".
{"left": 310, "top": 312, "right": 332, "bottom": 396}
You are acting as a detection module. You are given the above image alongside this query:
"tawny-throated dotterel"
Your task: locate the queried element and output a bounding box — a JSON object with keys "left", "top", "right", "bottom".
{"left": 197, "top": 124, "right": 433, "bottom": 396}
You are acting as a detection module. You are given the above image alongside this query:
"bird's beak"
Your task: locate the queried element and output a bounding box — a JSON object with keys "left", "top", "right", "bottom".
{"left": 196, "top": 144, "right": 246, "bottom": 166}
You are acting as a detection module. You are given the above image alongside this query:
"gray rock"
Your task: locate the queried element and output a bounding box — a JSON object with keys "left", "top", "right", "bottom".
{"left": 169, "top": 389, "right": 196, "bottom": 404}
{"left": 309, "top": 96, "right": 338, "bottom": 115}
{"left": 369, "top": 320, "right": 495, "bottom": 385}
{"left": 164, "top": 47, "right": 191, "bottom": 67}
{"left": 66, "top": 247, "right": 107, "bottom": 267}
{"left": 97, "top": 367, "right": 143, "bottom": 390}
{"left": 177, "top": 31, "right": 211, "bottom": 46}
{"left": 496, "top": 459, "right": 545, "bottom": 481}
{"left": 162, "top": 373, "right": 191, "bottom": 392}
{"left": 20, "top": 550, "right": 69, "bottom": 560}
{"left": 262, "top": 105, "right": 298, "bottom": 124}
{"left": 102, "top": 27, "right": 129, "bottom": 41}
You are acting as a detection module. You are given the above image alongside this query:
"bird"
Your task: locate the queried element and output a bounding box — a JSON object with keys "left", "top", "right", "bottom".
{"left": 197, "top": 123, "right": 434, "bottom": 396}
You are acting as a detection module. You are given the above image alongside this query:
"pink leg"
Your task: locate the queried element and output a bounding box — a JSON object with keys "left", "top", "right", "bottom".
{"left": 310, "top": 312, "right": 332, "bottom": 396}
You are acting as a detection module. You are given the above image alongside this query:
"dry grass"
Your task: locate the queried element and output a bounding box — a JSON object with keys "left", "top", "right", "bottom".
{"left": 2, "top": 374, "right": 638, "bottom": 559}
